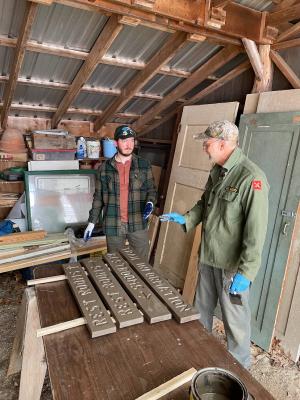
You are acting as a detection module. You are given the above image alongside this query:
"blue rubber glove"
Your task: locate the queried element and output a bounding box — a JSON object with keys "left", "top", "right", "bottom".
{"left": 160, "top": 212, "right": 186, "bottom": 225}
{"left": 143, "top": 201, "right": 154, "bottom": 220}
{"left": 229, "top": 273, "right": 250, "bottom": 294}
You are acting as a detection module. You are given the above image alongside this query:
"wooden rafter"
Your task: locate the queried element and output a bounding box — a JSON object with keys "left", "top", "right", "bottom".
{"left": 139, "top": 59, "right": 251, "bottom": 136}
{"left": 242, "top": 38, "right": 264, "bottom": 81}
{"left": 0, "top": 2, "right": 38, "bottom": 129}
{"left": 270, "top": 49, "right": 300, "bottom": 88}
{"left": 212, "top": 0, "right": 234, "bottom": 8}
{"left": 273, "top": 37, "right": 300, "bottom": 49}
{"left": 51, "top": 15, "right": 123, "bottom": 128}
{"left": 268, "top": 3, "right": 300, "bottom": 25}
{"left": 56, "top": 0, "right": 267, "bottom": 44}
{"left": 277, "top": 20, "right": 300, "bottom": 42}
{"left": 132, "top": 45, "right": 240, "bottom": 132}
{"left": 94, "top": 31, "right": 187, "bottom": 132}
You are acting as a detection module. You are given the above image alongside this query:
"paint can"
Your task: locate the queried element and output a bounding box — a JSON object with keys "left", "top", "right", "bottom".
{"left": 102, "top": 138, "right": 117, "bottom": 158}
{"left": 189, "top": 367, "right": 253, "bottom": 400}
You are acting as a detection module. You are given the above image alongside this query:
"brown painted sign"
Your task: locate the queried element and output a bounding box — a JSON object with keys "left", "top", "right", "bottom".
{"left": 119, "top": 247, "right": 200, "bottom": 323}
{"left": 64, "top": 263, "right": 116, "bottom": 338}
{"left": 82, "top": 258, "right": 144, "bottom": 328}
{"left": 103, "top": 253, "right": 171, "bottom": 323}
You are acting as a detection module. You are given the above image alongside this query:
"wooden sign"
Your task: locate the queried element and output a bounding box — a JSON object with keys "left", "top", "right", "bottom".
{"left": 119, "top": 247, "right": 200, "bottom": 323}
{"left": 82, "top": 258, "right": 144, "bottom": 328}
{"left": 64, "top": 263, "right": 116, "bottom": 338}
{"left": 103, "top": 253, "right": 171, "bottom": 323}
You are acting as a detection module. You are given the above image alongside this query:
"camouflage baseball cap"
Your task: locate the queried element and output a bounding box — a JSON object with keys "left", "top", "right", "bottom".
{"left": 193, "top": 120, "right": 239, "bottom": 141}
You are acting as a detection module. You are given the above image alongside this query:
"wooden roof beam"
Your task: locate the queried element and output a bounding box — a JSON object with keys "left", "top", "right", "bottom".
{"left": 132, "top": 44, "right": 240, "bottom": 132}
{"left": 0, "top": 2, "right": 38, "bottom": 129}
{"left": 57, "top": 0, "right": 267, "bottom": 43}
{"left": 139, "top": 59, "right": 251, "bottom": 136}
{"left": 51, "top": 15, "right": 123, "bottom": 128}
{"left": 273, "top": 37, "right": 300, "bottom": 49}
{"left": 94, "top": 31, "right": 187, "bottom": 132}
{"left": 277, "top": 21, "right": 300, "bottom": 42}
{"left": 242, "top": 38, "right": 264, "bottom": 81}
{"left": 270, "top": 49, "right": 300, "bottom": 88}
{"left": 252, "top": 44, "right": 273, "bottom": 93}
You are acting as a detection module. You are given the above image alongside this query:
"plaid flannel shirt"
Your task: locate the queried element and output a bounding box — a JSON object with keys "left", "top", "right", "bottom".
{"left": 88, "top": 154, "right": 157, "bottom": 236}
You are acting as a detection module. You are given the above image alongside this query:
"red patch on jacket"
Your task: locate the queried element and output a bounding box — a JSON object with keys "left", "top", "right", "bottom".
{"left": 252, "top": 180, "right": 262, "bottom": 190}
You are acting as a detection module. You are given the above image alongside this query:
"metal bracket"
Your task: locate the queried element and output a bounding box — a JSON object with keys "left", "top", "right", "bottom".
{"left": 281, "top": 210, "right": 296, "bottom": 218}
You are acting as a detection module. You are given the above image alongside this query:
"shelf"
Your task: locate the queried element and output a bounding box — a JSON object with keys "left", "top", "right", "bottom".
{"left": 78, "top": 157, "right": 106, "bottom": 162}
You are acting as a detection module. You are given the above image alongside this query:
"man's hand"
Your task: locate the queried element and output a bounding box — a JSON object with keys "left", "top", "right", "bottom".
{"left": 229, "top": 273, "right": 250, "bottom": 294}
{"left": 160, "top": 212, "right": 186, "bottom": 225}
{"left": 83, "top": 222, "right": 95, "bottom": 241}
{"left": 143, "top": 201, "right": 154, "bottom": 220}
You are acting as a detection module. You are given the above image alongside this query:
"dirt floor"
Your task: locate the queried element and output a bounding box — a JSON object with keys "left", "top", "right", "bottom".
{"left": 0, "top": 271, "right": 299, "bottom": 400}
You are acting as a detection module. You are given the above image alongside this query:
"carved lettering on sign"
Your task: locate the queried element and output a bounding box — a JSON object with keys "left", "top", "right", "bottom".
{"left": 64, "top": 263, "right": 116, "bottom": 337}
{"left": 103, "top": 253, "right": 171, "bottom": 323}
{"left": 119, "top": 247, "right": 200, "bottom": 323}
{"left": 82, "top": 258, "right": 144, "bottom": 328}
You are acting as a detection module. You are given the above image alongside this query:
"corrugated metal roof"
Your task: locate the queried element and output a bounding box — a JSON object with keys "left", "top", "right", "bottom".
{"left": 0, "top": 0, "right": 26, "bottom": 38}
{"left": 14, "top": 85, "right": 65, "bottom": 107}
{"left": 30, "top": 3, "right": 108, "bottom": 52}
{"left": 71, "top": 92, "right": 115, "bottom": 111}
{"left": 120, "top": 98, "right": 156, "bottom": 115}
{"left": 20, "top": 52, "right": 83, "bottom": 84}
{"left": 141, "top": 74, "right": 183, "bottom": 96}
{"left": 0, "top": 46, "right": 14, "bottom": 76}
{"left": 214, "top": 53, "right": 248, "bottom": 78}
{"left": 236, "top": 0, "right": 273, "bottom": 11}
{"left": 167, "top": 41, "right": 221, "bottom": 72}
{"left": 88, "top": 64, "right": 137, "bottom": 90}
{"left": 106, "top": 25, "right": 170, "bottom": 64}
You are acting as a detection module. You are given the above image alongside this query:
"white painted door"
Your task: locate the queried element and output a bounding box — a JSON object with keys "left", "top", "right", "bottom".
{"left": 154, "top": 102, "right": 239, "bottom": 288}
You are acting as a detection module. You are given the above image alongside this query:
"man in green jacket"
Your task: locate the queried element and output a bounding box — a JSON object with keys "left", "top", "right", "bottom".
{"left": 161, "top": 120, "right": 269, "bottom": 368}
{"left": 84, "top": 125, "right": 157, "bottom": 259}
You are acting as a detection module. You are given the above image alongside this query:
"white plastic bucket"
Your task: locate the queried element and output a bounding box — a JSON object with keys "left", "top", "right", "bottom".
{"left": 86, "top": 140, "right": 100, "bottom": 159}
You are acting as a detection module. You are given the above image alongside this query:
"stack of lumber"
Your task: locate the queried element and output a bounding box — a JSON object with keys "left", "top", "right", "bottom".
{"left": 0, "top": 231, "right": 71, "bottom": 273}
{"left": 0, "top": 193, "right": 20, "bottom": 207}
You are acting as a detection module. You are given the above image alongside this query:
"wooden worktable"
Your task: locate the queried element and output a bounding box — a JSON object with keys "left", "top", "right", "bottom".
{"left": 34, "top": 265, "right": 274, "bottom": 400}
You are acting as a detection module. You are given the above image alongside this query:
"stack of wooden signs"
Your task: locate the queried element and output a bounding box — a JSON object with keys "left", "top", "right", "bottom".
{"left": 33, "top": 246, "right": 200, "bottom": 339}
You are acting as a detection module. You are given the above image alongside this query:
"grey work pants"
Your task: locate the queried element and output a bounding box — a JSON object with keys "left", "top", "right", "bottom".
{"left": 106, "top": 222, "right": 149, "bottom": 260}
{"left": 194, "top": 263, "right": 251, "bottom": 369}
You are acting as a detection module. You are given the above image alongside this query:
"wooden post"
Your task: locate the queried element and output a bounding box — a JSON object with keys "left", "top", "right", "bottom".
{"left": 252, "top": 44, "right": 273, "bottom": 93}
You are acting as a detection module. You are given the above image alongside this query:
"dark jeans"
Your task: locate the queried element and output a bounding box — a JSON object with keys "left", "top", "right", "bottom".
{"left": 106, "top": 222, "right": 149, "bottom": 260}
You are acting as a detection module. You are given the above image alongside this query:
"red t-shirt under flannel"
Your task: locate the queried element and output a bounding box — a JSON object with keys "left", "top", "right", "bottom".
{"left": 116, "top": 159, "right": 131, "bottom": 222}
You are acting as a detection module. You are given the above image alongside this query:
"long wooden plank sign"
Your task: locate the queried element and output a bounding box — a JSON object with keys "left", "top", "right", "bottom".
{"left": 82, "top": 258, "right": 144, "bottom": 328}
{"left": 119, "top": 247, "right": 200, "bottom": 323}
{"left": 103, "top": 253, "right": 171, "bottom": 323}
{"left": 63, "top": 263, "right": 116, "bottom": 338}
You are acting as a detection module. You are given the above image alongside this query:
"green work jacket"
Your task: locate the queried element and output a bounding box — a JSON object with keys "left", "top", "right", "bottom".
{"left": 89, "top": 154, "right": 157, "bottom": 236}
{"left": 184, "top": 147, "right": 269, "bottom": 282}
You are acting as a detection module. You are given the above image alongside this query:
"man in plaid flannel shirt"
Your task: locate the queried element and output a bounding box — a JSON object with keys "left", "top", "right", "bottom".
{"left": 84, "top": 125, "right": 157, "bottom": 258}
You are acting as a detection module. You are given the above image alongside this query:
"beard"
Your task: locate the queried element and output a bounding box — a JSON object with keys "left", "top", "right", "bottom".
{"left": 117, "top": 148, "right": 134, "bottom": 157}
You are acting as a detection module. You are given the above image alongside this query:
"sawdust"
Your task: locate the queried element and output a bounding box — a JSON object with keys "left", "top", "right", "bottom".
{"left": 0, "top": 272, "right": 299, "bottom": 400}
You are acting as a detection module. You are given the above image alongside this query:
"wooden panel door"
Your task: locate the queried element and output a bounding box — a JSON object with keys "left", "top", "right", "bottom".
{"left": 154, "top": 102, "right": 239, "bottom": 288}
{"left": 239, "top": 112, "right": 300, "bottom": 351}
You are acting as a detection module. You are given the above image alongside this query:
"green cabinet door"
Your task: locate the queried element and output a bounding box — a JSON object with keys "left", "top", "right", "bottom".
{"left": 239, "top": 112, "right": 300, "bottom": 351}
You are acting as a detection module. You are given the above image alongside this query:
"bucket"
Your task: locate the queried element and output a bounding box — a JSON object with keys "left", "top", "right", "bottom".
{"left": 102, "top": 138, "right": 117, "bottom": 158}
{"left": 190, "top": 368, "right": 253, "bottom": 400}
{"left": 86, "top": 140, "right": 100, "bottom": 159}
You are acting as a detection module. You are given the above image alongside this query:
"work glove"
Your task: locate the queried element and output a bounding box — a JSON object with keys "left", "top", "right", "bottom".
{"left": 160, "top": 212, "right": 186, "bottom": 225}
{"left": 229, "top": 273, "right": 250, "bottom": 294}
{"left": 143, "top": 201, "right": 154, "bottom": 220}
{"left": 83, "top": 222, "right": 95, "bottom": 242}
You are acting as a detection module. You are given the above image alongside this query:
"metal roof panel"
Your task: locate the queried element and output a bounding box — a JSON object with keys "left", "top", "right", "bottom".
{"left": 120, "top": 98, "right": 156, "bottom": 114}
{"left": 88, "top": 64, "right": 137, "bottom": 90}
{"left": 71, "top": 92, "right": 115, "bottom": 111}
{"left": 0, "top": 0, "right": 26, "bottom": 38}
{"left": 0, "top": 46, "right": 14, "bottom": 76}
{"left": 14, "top": 85, "right": 65, "bottom": 107}
{"left": 141, "top": 74, "right": 183, "bottom": 96}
